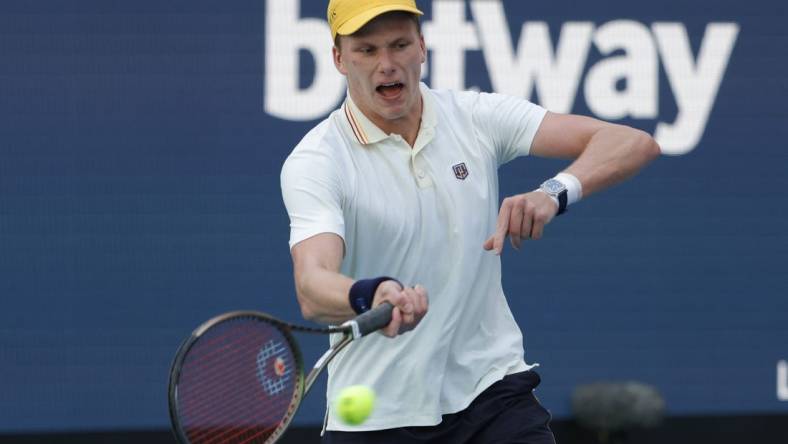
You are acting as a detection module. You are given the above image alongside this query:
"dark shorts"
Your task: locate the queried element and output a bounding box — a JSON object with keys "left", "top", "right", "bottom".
{"left": 322, "top": 370, "right": 556, "bottom": 444}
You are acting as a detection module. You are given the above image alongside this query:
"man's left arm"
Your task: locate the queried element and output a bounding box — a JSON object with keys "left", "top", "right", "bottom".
{"left": 484, "top": 112, "right": 661, "bottom": 253}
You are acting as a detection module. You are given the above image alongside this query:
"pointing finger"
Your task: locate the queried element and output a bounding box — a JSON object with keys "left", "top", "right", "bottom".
{"left": 493, "top": 199, "right": 513, "bottom": 255}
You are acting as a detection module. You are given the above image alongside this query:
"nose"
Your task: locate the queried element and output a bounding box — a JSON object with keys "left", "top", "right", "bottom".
{"left": 378, "top": 48, "right": 396, "bottom": 76}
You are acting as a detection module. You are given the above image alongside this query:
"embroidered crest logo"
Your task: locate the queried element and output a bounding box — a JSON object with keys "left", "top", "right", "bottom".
{"left": 452, "top": 163, "right": 469, "bottom": 180}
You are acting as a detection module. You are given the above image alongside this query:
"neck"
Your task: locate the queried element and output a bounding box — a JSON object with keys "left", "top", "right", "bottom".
{"left": 353, "top": 93, "right": 423, "bottom": 148}
{"left": 379, "top": 98, "right": 422, "bottom": 147}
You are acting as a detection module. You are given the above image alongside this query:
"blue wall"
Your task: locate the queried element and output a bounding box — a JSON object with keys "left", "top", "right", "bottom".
{"left": 1, "top": 0, "right": 786, "bottom": 433}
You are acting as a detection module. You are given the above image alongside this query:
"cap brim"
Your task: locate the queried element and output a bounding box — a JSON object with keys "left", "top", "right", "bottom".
{"left": 336, "top": 4, "right": 423, "bottom": 37}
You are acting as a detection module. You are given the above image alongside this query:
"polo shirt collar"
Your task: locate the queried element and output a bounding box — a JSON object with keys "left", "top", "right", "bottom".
{"left": 342, "top": 82, "right": 436, "bottom": 147}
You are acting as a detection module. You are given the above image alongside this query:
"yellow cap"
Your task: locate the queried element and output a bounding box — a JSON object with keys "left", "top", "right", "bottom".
{"left": 327, "top": 0, "right": 423, "bottom": 40}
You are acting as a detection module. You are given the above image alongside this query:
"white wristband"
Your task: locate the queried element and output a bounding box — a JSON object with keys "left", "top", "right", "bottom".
{"left": 555, "top": 172, "right": 582, "bottom": 205}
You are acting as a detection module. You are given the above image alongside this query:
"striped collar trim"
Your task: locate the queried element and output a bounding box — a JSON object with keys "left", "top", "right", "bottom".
{"left": 343, "top": 94, "right": 387, "bottom": 145}
{"left": 343, "top": 101, "right": 370, "bottom": 145}
{"left": 342, "top": 83, "right": 436, "bottom": 146}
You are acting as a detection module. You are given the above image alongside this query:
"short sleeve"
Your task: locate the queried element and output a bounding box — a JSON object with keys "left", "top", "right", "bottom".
{"left": 471, "top": 92, "right": 547, "bottom": 165}
{"left": 280, "top": 146, "right": 345, "bottom": 249}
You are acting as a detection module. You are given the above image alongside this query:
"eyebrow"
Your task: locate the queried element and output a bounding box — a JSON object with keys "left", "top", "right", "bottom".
{"left": 351, "top": 36, "right": 412, "bottom": 48}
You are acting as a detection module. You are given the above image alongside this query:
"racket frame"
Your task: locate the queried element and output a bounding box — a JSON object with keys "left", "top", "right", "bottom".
{"left": 168, "top": 303, "right": 392, "bottom": 444}
{"left": 168, "top": 311, "right": 308, "bottom": 444}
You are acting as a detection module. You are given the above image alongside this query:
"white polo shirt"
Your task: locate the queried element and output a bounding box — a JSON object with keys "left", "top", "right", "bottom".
{"left": 281, "top": 83, "right": 547, "bottom": 431}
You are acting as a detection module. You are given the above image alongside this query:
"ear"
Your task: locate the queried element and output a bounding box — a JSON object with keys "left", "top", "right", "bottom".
{"left": 332, "top": 45, "right": 348, "bottom": 75}
{"left": 418, "top": 34, "right": 426, "bottom": 64}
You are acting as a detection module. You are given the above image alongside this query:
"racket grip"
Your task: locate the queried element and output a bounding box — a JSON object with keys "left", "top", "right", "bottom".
{"left": 354, "top": 302, "right": 394, "bottom": 336}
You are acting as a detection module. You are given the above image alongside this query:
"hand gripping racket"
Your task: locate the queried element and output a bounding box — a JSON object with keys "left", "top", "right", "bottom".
{"left": 168, "top": 302, "right": 393, "bottom": 444}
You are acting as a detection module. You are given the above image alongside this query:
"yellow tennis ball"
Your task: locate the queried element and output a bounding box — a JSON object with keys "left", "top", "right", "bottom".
{"left": 335, "top": 385, "right": 375, "bottom": 425}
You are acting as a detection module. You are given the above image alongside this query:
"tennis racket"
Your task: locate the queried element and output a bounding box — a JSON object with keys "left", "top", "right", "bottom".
{"left": 168, "top": 302, "right": 393, "bottom": 444}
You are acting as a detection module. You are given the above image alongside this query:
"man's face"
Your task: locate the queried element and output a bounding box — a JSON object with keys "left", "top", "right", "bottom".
{"left": 333, "top": 14, "right": 426, "bottom": 129}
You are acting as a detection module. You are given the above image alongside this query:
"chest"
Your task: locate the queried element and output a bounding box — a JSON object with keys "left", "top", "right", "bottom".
{"left": 344, "top": 131, "right": 497, "bottom": 246}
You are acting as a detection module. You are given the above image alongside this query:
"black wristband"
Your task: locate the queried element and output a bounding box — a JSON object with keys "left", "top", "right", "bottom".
{"left": 349, "top": 276, "right": 400, "bottom": 314}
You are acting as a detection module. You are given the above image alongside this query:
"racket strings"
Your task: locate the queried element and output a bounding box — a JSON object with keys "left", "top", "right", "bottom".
{"left": 180, "top": 355, "right": 289, "bottom": 436}
{"left": 181, "top": 363, "right": 294, "bottom": 438}
{"left": 180, "top": 337, "right": 295, "bottom": 443}
{"left": 179, "top": 358, "right": 294, "bottom": 436}
{"left": 177, "top": 329, "right": 281, "bottom": 400}
{"left": 174, "top": 317, "right": 302, "bottom": 444}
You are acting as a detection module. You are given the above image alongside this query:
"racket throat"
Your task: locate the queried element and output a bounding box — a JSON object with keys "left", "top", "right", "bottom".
{"left": 341, "top": 319, "right": 362, "bottom": 339}
{"left": 304, "top": 335, "right": 353, "bottom": 392}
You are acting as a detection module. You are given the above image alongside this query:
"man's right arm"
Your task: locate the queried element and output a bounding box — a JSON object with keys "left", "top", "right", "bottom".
{"left": 290, "top": 232, "right": 428, "bottom": 337}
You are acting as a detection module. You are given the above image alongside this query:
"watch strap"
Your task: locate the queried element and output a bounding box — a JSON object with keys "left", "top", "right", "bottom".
{"left": 556, "top": 189, "right": 567, "bottom": 215}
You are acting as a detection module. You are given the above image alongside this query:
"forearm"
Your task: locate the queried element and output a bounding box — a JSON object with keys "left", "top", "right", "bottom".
{"left": 294, "top": 266, "right": 356, "bottom": 325}
{"left": 290, "top": 233, "right": 426, "bottom": 336}
{"left": 290, "top": 233, "right": 356, "bottom": 325}
{"left": 564, "top": 125, "right": 660, "bottom": 197}
{"left": 485, "top": 114, "right": 660, "bottom": 253}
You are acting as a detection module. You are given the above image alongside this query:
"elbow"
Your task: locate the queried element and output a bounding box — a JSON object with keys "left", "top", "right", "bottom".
{"left": 298, "top": 302, "right": 317, "bottom": 322}
{"left": 634, "top": 129, "right": 661, "bottom": 163}
{"left": 296, "top": 294, "right": 318, "bottom": 322}
{"left": 627, "top": 128, "right": 662, "bottom": 166}
{"left": 294, "top": 280, "right": 318, "bottom": 322}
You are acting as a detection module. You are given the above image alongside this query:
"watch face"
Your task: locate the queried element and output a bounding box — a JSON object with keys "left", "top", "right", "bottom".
{"left": 542, "top": 179, "right": 566, "bottom": 194}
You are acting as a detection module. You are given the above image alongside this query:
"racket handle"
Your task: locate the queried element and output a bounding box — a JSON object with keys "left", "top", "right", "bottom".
{"left": 352, "top": 302, "right": 394, "bottom": 337}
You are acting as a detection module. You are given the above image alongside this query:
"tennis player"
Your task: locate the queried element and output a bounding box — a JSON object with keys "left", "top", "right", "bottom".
{"left": 280, "top": 0, "right": 660, "bottom": 442}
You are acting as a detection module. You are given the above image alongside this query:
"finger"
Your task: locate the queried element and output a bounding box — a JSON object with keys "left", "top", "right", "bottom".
{"left": 414, "top": 284, "right": 428, "bottom": 303}
{"left": 493, "top": 199, "right": 513, "bottom": 254}
{"left": 398, "top": 288, "right": 416, "bottom": 326}
{"left": 413, "top": 284, "right": 428, "bottom": 318}
{"left": 380, "top": 279, "right": 403, "bottom": 293}
{"left": 375, "top": 279, "right": 403, "bottom": 301}
{"left": 509, "top": 198, "right": 524, "bottom": 250}
{"left": 483, "top": 236, "right": 495, "bottom": 251}
{"left": 398, "top": 288, "right": 415, "bottom": 314}
{"left": 379, "top": 285, "right": 406, "bottom": 308}
{"left": 521, "top": 200, "right": 534, "bottom": 240}
{"left": 530, "top": 209, "right": 551, "bottom": 240}
{"left": 530, "top": 216, "right": 544, "bottom": 240}
{"left": 383, "top": 307, "right": 402, "bottom": 337}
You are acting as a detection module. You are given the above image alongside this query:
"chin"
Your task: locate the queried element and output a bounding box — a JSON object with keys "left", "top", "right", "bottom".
{"left": 379, "top": 108, "right": 409, "bottom": 121}
{"left": 378, "top": 99, "right": 415, "bottom": 117}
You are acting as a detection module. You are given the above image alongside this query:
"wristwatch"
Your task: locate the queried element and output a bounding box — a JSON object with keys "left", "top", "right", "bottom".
{"left": 539, "top": 178, "right": 568, "bottom": 215}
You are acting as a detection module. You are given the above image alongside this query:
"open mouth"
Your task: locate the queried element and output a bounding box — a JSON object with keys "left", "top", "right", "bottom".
{"left": 376, "top": 82, "right": 405, "bottom": 99}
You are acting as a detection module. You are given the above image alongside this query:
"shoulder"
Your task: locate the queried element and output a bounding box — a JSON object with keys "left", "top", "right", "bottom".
{"left": 424, "top": 86, "right": 482, "bottom": 112}
{"left": 290, "top": 111, "right": 345, "bottom": 157}
{"left": 428, "top": 85, "right": 542, "bottom": 113}
{"left": 282, "top": 110, "right": 348, "bottom": 174}
{"left": 425, "top": 86, "right": 534, "bottom": 123}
